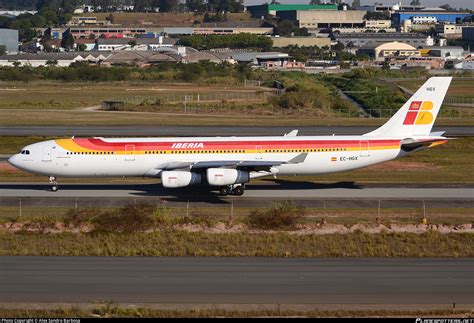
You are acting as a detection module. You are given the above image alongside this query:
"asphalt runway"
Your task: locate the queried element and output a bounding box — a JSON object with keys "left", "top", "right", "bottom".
{"left": 0, "top": 257, "right": 472, "bottom": 309}
{"left": 1, "top": 125, "right": 473, "bottom": 137}
{"left": 0, "top": 182, "right": 473, "bottom": 208}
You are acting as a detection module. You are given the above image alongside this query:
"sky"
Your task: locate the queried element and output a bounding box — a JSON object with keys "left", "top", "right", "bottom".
{"left": 243, "top": 0, "right": 474, "bottom": 10}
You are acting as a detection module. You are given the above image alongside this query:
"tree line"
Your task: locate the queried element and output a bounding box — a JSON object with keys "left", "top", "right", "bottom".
{"left": 178, "top": 34, "right": 273, "bottom": 51}
{"left": 0, "top": 61, "right": 256, "bottom": 83}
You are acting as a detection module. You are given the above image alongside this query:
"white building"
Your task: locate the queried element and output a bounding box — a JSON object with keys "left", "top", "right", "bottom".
{"left": 412, "top": 16, "right": 438, "bottom": 24}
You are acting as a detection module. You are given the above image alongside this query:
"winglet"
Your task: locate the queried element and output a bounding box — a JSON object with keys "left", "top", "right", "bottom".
{"left": 284, "top": 130, "right": 299, "bottom": 137}
{"left": 287, "top": 153, "right": 308, "bottom": 164}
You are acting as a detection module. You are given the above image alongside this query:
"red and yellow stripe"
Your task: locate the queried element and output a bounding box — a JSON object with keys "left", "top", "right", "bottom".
{"left": 55, "top": 138, "right": 401, "bottom": 155}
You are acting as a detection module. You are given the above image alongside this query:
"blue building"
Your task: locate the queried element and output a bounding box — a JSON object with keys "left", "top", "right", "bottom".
{"left": 393, "top": 11, "right": 471, "bottom": 26}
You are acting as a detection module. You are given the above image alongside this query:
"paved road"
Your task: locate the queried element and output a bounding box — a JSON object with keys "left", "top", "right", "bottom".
{"left": 0, "top": 257, "right": 472, "bottom": 309}
{"left": 1, "top": 182, "right": 473, "bottom": 208}
{"left": 0, "top": 125, "right": 473, "bottom": 137}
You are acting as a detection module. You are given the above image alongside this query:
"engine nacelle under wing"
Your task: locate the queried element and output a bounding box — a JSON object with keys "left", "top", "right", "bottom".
{"left": 161, "top": 171, "right": 201, "bottom": 188}
{"left": 207, "top": 168, "right": 250, "bottom": 186}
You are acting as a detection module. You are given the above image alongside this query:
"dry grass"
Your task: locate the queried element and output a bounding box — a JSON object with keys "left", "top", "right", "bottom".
{"left": 1, "top": 230, "right": 472, "bottom": 257}
{"left": 0, "top": 81, "right": 266, "bottom": 110}
{"left": 0, "top": 306, "right": 470, "bottom": 318}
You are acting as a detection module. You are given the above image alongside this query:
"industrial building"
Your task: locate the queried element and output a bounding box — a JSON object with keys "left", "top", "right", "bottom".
{"left": 97, "top": 37, "right": 177, "bottom": 51}
{"left": 277, "top": 10, "right": 366, "bottom": 30}
{"left": 435, "top": 22, "right": 464, "bottom": 39}
{"left": 0, "top": 52, "right": 110, "bottom": 67}
{"left": 65, "top": 26, "right": 273, "bottom": 39}
{"left": 271, "top": 36, "right": 331, "bottom": 48}
{"left": 358, "top": 42, "right": 421, "bottom": 61}
{"left": 392, "top": 11, "right": 471, "bottom": 26}
{"left": 0, "top": 28, "right": 19, "bottom": 54}
{"left": 334, "top": 33, "right": 432, "bottom": 48}
{"left": 421, "top": 46, "right": 465, "bottom": 59}
{"left": 246, "top": 3, "right": 337, "bottom": 18}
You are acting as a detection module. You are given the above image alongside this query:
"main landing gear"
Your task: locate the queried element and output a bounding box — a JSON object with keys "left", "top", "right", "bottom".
{"left": 219, "top": 184, "right": 245, "bottom": 196}
{"left": 49, "top": 176, "right": 59, "bottom": 192}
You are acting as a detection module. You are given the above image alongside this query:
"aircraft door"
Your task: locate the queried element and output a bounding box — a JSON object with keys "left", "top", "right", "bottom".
{"left": 359, "top": 140, "right": 370, "bottom": 157}
{"left": 42, "top": 146, "right": 52, "bottom": 162}
{"left": 125, "top": 145, "right": 135, "bottom": 161}
{"left": 255, "top": 145, "right": 263, "bottom": 159}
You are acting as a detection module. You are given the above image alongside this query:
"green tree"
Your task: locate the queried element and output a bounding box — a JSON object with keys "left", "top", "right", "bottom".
{"left": 46, "top": 59, "right": 58, "bottom": 66}
{"left": 77, "top": 44, "right": 87, "bottom": 51}
{"left": 410, "top": 0, "right": 421, "bottom": 6}
{"left": 61, "top": 31, "right": 75, "bottom": 50}
{"left": 0, "top": 45, "right": 6, "bottom": 56}
{"left": 186, "top": 0, "right": 205, "bottom": 12}
{"left": 128, "top": 39, "right": 137, "bottom": 47}
{"left": 276, "top": 20, "right": 295, "bottom": 36}
{"left": 352, "top": 0, "right": 361, "bottom": 8}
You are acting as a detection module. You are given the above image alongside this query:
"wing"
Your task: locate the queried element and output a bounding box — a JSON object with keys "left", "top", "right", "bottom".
{"left": 151, "top": 153, "right": 308, "bottom": 173}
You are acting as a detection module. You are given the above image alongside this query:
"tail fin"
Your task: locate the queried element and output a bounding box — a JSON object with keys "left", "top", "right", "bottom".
{"left": 364, "top": 77, "right": 452, "bottom": 138}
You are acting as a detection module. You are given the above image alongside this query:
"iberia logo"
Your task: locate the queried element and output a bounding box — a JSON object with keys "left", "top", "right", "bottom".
{"left": 403, "top": 101, "right": 434, "bottom": 125}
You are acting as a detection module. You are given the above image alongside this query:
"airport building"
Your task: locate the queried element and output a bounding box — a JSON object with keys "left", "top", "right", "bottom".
{"left": 0, "top": 28, "right": 19, "bottom": 54}
{"left": 277, "top": 10, "right": 367, "bottom": 30}
{"left": 246, "top": 3, "right": 337, "bottom": 18}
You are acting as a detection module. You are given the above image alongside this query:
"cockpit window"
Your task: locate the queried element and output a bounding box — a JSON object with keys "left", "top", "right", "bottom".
{"left": 20, "top": 150, "right": 30, "bottom": 155}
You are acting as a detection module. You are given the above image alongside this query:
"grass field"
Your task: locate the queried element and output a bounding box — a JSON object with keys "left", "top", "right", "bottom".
{"left": 0, "top": 81, "right": 269, "bottom": 110}
{"left": 1, "top": 137, "right": 472, "bottom": 184}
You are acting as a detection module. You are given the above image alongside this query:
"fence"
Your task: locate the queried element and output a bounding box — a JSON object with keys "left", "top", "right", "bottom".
{"left": 104, "top": 89, "right": 473, "bottom": 119}
{"left": 2, "top": 196, "right": 472, "bottom": 212}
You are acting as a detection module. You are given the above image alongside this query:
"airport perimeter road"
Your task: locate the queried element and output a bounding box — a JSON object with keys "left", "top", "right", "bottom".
{"left": 0, "top": 182, "right": 473, "bottom": 208}
{"left": 0, "top": 257, "right": 472, "bottom": 309}
{"left": 0, "top": 125, "right": 473, "bottom": 137}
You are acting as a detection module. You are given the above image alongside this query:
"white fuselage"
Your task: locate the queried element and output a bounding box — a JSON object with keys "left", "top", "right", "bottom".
{"left": 8, "top": 135, "right": 404, "bottom": 179}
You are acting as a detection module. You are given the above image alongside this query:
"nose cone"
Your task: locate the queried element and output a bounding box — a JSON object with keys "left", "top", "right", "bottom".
{"left": 8, "top": 155, "right": 18, "bottom": 167}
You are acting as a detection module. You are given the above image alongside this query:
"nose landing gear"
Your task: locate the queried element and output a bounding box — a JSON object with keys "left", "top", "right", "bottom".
{"left": 49, "top": 176, "right": 59, "bottom": 192}
{"left": 219, "top": 184, "right": 245, "bottom": 196}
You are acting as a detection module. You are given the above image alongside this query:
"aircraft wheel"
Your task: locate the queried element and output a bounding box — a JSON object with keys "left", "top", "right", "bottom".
{"left": 232, "top": 186, "right": 244, "bottom": 196}
{"left": 51, "top": 185, "right": 59, "bottom": 192}
{"left": 219, "top": 186, "right": 230, "bottom": 196}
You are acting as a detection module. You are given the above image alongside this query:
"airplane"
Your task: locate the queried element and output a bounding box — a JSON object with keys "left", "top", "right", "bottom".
{"left": 9, "top": 77, "right": 452, "bottom": 196}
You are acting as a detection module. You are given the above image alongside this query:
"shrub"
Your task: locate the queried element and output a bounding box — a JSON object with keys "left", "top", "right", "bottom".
{"left": 92, "top": 203, "right": 156, "bottom": 233}
{"left": 247, "top": 201, "right": 305, "bottom": 230}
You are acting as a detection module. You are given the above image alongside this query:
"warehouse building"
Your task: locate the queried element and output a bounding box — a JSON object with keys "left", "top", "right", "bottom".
{"left": 0, "top": 28, "right": 19, "bottom": 54}
{"left": 97, "top": 37, "right": 177, "bottom": 51}
{"left": 277, "top": 10, "right": 366, "bottom": 30}
{"left": 246, "top": 3, "right": 337, "bottom": 18}
{"left": 334, "top": 33, "right": 432, "bottom": 48}
{"left": 358, "top": 42, "right": 421, "bottom": 61}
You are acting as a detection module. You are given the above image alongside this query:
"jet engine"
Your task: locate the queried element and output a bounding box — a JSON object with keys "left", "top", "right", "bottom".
{"left": 206, "top": 168, "right": 250, "bottom": 186}
{"left": 161, "top": 171, "right": 202, "bottom": 188}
